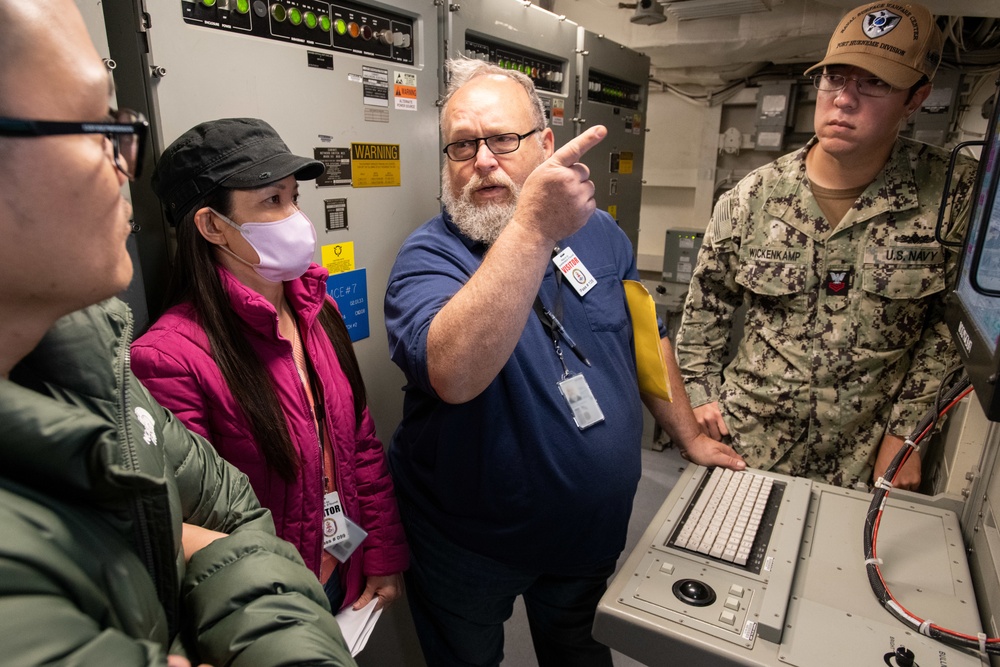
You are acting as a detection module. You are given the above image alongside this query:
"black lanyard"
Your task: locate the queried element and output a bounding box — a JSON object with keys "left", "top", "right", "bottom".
{"left": 537, "top": 245, "right": 590, "bottom": 367}
{"left": 532, "top": 295, "right": 591, "bottom": 368}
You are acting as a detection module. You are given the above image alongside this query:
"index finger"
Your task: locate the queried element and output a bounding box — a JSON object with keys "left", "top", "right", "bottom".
{"left": 549, "top": 125, "right": 607, "bottom": 167}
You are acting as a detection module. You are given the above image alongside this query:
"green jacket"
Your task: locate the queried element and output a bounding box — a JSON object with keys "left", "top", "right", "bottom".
{"left": 676, "top": 137, "right": 978, "bottom": 487}
{"left": 0, "top": 299, "right": 356, "bottom": 666}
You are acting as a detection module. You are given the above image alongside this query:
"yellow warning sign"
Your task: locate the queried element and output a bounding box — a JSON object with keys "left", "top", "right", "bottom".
{"left": 321, "top": 241, "right": 356, "bottom": 275}
{"left": 350, "top": 142, "right": 401, "bottom": 188}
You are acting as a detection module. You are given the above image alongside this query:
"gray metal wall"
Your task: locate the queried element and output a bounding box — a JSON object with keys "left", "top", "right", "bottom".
{"left": 577, "top": 29, "right": 649, "bottom": 252}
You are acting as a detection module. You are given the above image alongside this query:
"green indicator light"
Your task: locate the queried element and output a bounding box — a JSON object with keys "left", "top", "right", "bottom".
{"left": 288, "top": 7, "right": 302, "bottom": 25}
{"left": 320, "top": 15, "right": 331, "bottom": 31}
{"left": 236, "top": 0, "right": 250, "bottom": 12}
{"left": 271, "top": 4, "right": 286, "bottom": 21}
{"left": 304, "top": 11, "right": 317, "bottom": 28}
{"left": 202, "top": 0, "right": 216, "bottom": 6}
{"left": 334, "top": 18, "right": 347, "bottom": 35}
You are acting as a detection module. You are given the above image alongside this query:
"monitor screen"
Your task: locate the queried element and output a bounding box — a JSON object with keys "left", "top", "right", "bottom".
{"left": 948, "top": 84, "right": 1000, "bottom": 419}
{"left": 954, "top": 126, "right": 1000, "bottom": 351}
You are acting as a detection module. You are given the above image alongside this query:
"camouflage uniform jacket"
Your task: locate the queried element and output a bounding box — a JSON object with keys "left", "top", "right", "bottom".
{"left": 676, "top": 136, "right": 977, "bottom": 486}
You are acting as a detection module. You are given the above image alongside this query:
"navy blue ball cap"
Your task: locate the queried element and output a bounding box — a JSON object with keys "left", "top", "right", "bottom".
{"left": 152, "top": 117, "right": 325, "bottom": 226}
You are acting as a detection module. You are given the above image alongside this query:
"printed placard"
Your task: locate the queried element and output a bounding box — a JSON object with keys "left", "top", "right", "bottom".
{"left": 553, "top": 247, "right": 597, "bottom": 297}
{"left": 327, "top": 268, "right": 370, "bottom": 342}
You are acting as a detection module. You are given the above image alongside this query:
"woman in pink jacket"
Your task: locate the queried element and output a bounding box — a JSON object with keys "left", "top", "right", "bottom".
{"left": 131, "top": 118, "right": 407, "bottom": 612}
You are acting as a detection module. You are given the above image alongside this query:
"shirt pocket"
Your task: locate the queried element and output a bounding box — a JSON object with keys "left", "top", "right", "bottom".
{"left": 855, "top": 263, "right": 946, "bottom": 350}
{"left": 581, "top": 269, "right": 629, "bottom": 332}
{"left": 735, "top": 260, "right": 810, "bottom": 335}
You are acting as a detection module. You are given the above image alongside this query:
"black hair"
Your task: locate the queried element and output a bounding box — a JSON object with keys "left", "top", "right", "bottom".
{"left": 162, "top": 188, "right": 367, "bottom": 481}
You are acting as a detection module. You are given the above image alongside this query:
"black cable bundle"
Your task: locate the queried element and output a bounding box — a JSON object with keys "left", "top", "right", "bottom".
{"left": 862, "top": 371, "right": 1000, "bottom": 655}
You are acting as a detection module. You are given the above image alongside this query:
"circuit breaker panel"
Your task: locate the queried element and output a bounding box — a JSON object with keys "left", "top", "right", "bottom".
{"left": 576, "top": 30, "right": 649, "bottom": 251}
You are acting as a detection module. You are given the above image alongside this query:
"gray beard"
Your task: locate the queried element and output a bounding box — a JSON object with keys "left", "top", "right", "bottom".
{"left": 442, "top": 167, "right": 521, "bottom": 246}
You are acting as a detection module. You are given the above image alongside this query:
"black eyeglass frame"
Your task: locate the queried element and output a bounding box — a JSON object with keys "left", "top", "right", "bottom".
{"left": 0, "top": 109, "right": 149, "bottom": 180}
{"left": 810, "top": 73, "right": 896, "bottom": 98}
{"left": 442, "top": 128, "right": 542, "bottom": 162}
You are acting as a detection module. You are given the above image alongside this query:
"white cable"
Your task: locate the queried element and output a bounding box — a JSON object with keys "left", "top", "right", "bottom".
{"left": 878, "top": 495, "right": 889, "bottom": 512}
{"left": 918, "top": 619, "right": 934, "bottom": 636}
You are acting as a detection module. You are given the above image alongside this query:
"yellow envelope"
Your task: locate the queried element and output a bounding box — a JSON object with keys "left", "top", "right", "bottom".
{"left": 623, "top": 279, "right": 672, "bottom": 402}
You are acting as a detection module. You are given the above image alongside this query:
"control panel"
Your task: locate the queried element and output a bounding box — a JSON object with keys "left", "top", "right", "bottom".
{"left": 611, "top": 466, "right": 812, "bottom": 649}
{"left": 596, "top": 465, "right": 987, "bottom": 667}
{"left": 586, "top": 69, "right": 642, "bottom": 110}
{"left": 181, "top": 0, "right": 415, "bottom": 64}
{"left": 464, "top": 34, "right": 566, "bottom": 95}
{"left": 662, "top": 229, "right": 704, "bottom": 284}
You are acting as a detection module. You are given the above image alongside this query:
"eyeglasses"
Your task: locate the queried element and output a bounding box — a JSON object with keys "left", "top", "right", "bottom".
{"left": 443, "top": 128, "right": 541, "bottom": 162}
{"left": 0, "top": 108, "right": 149, "bottom": 180}
{"left": 811, "top": 73, "right": 895, "bottom": 98}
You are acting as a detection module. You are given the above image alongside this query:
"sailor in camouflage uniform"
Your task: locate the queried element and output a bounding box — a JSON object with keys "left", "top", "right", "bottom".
{"left": 676, "top": 1, "right": 978, "bottom": 489}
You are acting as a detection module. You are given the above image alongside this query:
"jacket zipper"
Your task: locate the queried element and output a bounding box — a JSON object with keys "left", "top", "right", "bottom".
{"left": 300, "top": 325, "right": 341, "bottom": 572}
{"left": 118, "top": 316, "right": 168, "bottom": 627}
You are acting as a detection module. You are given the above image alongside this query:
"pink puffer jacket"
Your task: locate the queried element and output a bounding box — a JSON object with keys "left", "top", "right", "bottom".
{"left": 131, "top": 263, "right": 407, "bottom": 609}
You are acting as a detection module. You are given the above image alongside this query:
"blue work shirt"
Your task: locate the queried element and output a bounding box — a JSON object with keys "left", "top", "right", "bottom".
{"left": 385, "top": 210, "right": 649, "bottom": 570}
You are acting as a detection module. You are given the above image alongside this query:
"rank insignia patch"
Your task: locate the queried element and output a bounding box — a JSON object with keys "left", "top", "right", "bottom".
{"left": 825, "top": 269, "right": 852, "bottom": 296}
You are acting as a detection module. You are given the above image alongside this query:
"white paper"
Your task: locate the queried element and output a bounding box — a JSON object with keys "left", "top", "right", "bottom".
{"left": 334, "top": 598, "right": 383, "bottom": 657}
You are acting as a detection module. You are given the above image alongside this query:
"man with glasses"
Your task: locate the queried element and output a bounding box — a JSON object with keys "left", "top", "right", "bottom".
{"left": 676, "top": 1, "right": 978, "bottom": 491}
{"left": 0, "top": 109, "right": 149, "bottom": 180}
{"left": 0, "top": 2, "right": 356, "bottom": 665}
{"left": 384, "top": 59, "right": 744, "bottom": 666}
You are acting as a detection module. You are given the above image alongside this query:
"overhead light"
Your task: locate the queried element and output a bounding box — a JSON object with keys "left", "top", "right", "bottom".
{"left": 631, "top": 0, "right": 667, "bottom": 25}
{"left": 662, "top": 0, "right": 769, "bottom": 21}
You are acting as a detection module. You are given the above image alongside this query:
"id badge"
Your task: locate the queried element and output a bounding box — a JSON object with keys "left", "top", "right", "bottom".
{"left": 552, "top": 247, "right": 597, "bottom": 297}
{"left": 323, "top": 491, "right": 349, "bottom": 550}
{"left": 558, "top": 373, "right": 605, "bottom": 430}
{"left": 327, "top": 516, "right": 368, "bottom": 563}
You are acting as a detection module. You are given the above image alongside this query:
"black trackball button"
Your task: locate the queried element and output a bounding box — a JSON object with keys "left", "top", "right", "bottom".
{"left": 683, "top": 581, "right": 707, "bottom": 599}
{"left": 672, "top": 578, "right": 717, "bottom": 606}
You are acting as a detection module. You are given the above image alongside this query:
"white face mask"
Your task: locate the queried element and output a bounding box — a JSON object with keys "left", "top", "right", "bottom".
{"left": 211, "top": 207, "right": 317, "bottom": 283}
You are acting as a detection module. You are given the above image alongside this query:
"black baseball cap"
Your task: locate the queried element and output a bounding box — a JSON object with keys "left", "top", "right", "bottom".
{"left": 152, "top": 117, "right": 325, "bottom": 226}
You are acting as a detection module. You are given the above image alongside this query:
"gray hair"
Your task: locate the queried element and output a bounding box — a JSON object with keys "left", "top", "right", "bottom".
{"left": 441, "top": 58, "right": 548, "bottom": 132}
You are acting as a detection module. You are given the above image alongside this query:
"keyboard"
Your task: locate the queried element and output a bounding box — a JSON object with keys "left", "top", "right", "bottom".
{"left": 594, "top": 464, "right": 985, "bottom": 667}
{"left": 671, "top": 468, "right": 776, "bottom": 566}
